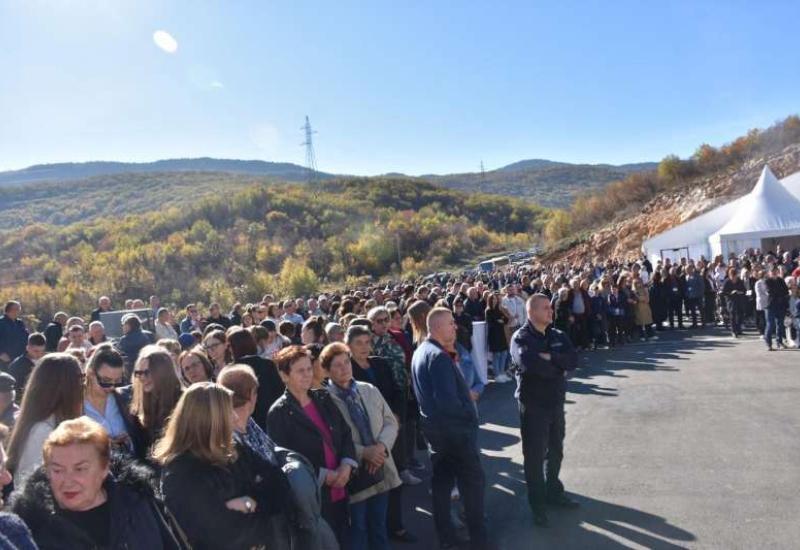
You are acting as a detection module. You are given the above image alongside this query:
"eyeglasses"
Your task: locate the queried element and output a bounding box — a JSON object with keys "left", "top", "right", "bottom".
{"left": 133, "top": 369, "right": 151, "bottom": 378}
{"left": 373, "top": 317, "right": 390, "bottom": 324}
{"left": 95, "top": 373, "right": 126, "bottom": 388}
{"left": 203, "top": 341, "right": 223, "bottom": 352}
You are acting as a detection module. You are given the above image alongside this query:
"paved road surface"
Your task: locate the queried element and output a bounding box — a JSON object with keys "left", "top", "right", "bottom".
{"left": 400, "top": 328, "right": 800, "bottom": 549}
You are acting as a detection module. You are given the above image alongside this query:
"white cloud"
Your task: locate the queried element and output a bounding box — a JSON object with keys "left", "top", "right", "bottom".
{"left": 153, "top": 30, "right": 178, "bottom": 54}
{"left": 210, "top": 81, "right": 224, "bottom": 89}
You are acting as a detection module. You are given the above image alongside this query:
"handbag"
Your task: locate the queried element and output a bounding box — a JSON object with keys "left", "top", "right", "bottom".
{"left": 347, "top": 462, "right": 384, "bottom": 494}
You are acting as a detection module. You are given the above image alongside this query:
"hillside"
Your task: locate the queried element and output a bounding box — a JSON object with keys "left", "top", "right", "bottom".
{"left": 0, "top": 172, "right": 287, "bottom": 229}
{"left": 0, "top": 178, "right": 546, "bottom": 318}
{"left": 542, "top": 116, "right": 800, "bottom": 262}
{"left": 0, "top": 157, "right": 333, "bottom": 187}
{"left": 0, "top": 157, "right": 655, "bottom": 219}
{"left": 427, "top": 160, "right": 657, "bottom": 208}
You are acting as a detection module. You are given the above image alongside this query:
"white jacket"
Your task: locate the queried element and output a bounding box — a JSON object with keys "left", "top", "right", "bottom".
{"left": 15, "top": 416, "right": 56, "bottom": 485}
{"left": 754, "top": 279, "right": 769, "bottom": 311}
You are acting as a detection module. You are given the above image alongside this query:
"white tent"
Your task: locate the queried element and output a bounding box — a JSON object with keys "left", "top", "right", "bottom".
{"left": 642, "top": 166, "right": 800, "bottom": 264}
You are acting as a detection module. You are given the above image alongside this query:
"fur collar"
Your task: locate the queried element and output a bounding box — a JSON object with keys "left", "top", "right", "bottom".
{"left": 10, "top": 453, "right": 158, "bottom": 534}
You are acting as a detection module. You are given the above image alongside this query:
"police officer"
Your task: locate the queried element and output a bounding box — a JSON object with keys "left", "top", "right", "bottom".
{"left": 510, "top": 293, "right": 579, "bottom": 527}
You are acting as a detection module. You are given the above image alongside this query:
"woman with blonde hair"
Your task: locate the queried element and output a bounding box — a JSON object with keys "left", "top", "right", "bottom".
{"left": 407, "top": 300, "right": 432, "bottom": 348}
{"left": 156, "top": 382, "right": 288, "bottom": 549}
{"left": 129, "top": 345, "right": 182, "bottom": 455}
{"left": 632, "top": 278, "right": 654, "bottom": 341}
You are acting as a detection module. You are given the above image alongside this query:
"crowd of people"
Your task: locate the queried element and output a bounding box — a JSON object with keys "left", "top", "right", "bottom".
{"left": 0, "top": 245, "right": 796, "bottom": 549}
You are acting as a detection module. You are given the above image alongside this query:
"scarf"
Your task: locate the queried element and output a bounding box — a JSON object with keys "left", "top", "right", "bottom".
{"left": 331, "top": 381, "right": 375, "bottom": 447}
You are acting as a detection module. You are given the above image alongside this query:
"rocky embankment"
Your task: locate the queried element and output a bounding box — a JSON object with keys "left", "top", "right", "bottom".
{"left": 548, "top": 143, "right": 800, "bottom": 263}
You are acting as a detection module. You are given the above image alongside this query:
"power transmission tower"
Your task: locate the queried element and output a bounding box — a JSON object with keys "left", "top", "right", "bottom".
{"left": 301, "top": 115, "right": 318, "bottom": 184}
{"left": 480, "top": 160, "right": 486, "bottom": 185}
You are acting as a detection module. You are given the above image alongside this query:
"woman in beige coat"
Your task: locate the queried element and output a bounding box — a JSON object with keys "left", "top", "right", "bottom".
{"left": 633, "top": 278, "right": 654, "bottom": 340}
{"left": 320, "top": 342, "right": 400, "bottom": 550}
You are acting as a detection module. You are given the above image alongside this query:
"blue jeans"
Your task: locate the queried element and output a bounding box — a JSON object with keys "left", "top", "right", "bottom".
{"left": 349, "top": 491, "right": 389, "bottom": 550}
{"left": 765, "top": 306, "right": 786, "bottom": 348}
{"left": 493, "top": 350, "right": 509, "bottom": 375}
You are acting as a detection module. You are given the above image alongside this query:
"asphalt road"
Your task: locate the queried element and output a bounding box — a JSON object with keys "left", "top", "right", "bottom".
{"left": 400, "top": 327, "right": 800, "bottom": 549}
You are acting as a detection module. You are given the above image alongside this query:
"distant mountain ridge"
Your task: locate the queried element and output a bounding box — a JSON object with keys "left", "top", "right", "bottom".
{"left": 0, "top": 156, "right": 657, "bottom": 209}
{"left": 0, "top": 158, "right": 335, "bottom": 187}
{"left": 427, "top": 160, "right": 658, "bottom": 208}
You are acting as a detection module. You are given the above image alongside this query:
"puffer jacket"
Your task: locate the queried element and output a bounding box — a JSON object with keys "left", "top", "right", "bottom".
{"left": 11, "top": 455, "right": 183, "bottom": 550}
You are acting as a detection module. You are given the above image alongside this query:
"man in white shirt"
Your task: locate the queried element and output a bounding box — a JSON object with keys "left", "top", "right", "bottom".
{"left": 154, "top": 308, "right": 178, "bottom": 341}
{"left": 502, "top": 284, "right": 527, "bottom": 329}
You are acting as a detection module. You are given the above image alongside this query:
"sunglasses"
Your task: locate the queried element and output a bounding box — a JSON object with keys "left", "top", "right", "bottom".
{"left": 95, "top": 373, "right": 126, "bottom": 389}
{"left": 133, "top": 369, "right": 151, "bottom": 378}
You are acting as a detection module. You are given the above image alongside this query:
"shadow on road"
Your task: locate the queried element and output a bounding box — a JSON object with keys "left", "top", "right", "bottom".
{"left": 401, "top": 328, "right": 725, "bottom": 549}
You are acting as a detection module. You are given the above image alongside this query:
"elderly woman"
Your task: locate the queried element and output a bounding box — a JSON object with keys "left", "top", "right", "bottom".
{"left": 156, "top": 383, "right": 288, "bottom": 550}
{"left": 267, "top": 346, "right": 357, "bottom": 548}
{"left": 218, "top": 364, "right": 338, "bottom": 549}
{"left": 321, "top": 342, "right": 400, "bottom": 550}
{"left": 11, "top": 417, "right": 179, "bottom": 549}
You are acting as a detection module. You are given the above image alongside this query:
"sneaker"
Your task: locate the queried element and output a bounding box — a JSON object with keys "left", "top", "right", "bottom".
{"left": 494, "top": 373, "right": 512, "bottom": 383}
{"left": 400, "top": 470, "right": 422, "bottom": 486}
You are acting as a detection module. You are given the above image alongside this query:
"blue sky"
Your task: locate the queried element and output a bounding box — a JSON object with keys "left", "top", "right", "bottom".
{"left": 1, "top": 0, "right": 798, "bottom": 175}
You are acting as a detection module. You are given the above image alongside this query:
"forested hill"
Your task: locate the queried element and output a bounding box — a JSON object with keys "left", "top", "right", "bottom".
{"left": 0, "top": 172, "right": 285, "bottom": 229}
{"left": 0, "top": 178, "right": 547, "bottom": 319}
{"left": 426, "top": 160, "right": 657, "bottom": 208}
{"left": 0, "top": 157, "right": 656, "bottom": 216}
{"left": 0, "top": 158, "right": 333, "bottom": 187}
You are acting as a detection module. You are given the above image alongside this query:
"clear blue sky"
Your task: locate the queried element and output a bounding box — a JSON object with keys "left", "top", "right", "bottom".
{"left": 1, "top": 0, "right": 798, "bottom": 175}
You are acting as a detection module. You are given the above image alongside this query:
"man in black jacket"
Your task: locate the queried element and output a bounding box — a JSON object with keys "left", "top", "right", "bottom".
{"left": 510, "top": 294, "right": 579, "bottom": 527}
{"left": 7, "top": 332, "right": 46, "bottom": 403}
{"left": 0, "top": 302, "right": 28, "bottom": 371}
{"left": 43, "top": 312, "right": 68, "bottom": 352}
{"left": 764, "top": 266, "right": 790, "bottom": 350}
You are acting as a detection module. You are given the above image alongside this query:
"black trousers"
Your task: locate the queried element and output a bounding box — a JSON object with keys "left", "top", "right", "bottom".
{"left": 519, "top": 401, "right": 566, "bottom": 514}
{"left": 685, "top": 297, "right": 702, "bottom": 326}
{"left": 425, "top": 426, "right": 488, "bottom": 548}
{"left": 668, "top": 299, "right": 684, "bottom": 327}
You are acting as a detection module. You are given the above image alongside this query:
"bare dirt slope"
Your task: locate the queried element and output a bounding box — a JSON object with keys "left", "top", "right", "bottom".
{"left": 550, "top": 143, "right": 800, "bottom": 263}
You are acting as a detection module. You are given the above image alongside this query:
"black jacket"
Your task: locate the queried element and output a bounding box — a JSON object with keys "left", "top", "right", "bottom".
{"left": 7, "top": 354, "right": 34, "bottom": 402}
{"left": 454, "top": 311, "right": 474, "bottom": 351}
{"left": 351, "top": 356, "right": 401, "bottom": 414}
{"left": 43, "top": 322, "right": 63, "bottom": 352}
{"left": 11, "top": 455, "right": 181, "bottom": 550}
{"left": 510, "top": 322, "right": 578, "bottom": 409}
{"left": 765, "top": 277, "right": 790, "bottom": 310}
{"left": 161, "top": 443, "right": 287, "bottom": 550}
{"left": 486, "top": 308, "right": 509, "bottom": 352}
{"left": 267, "top": 389, "right": 357, "bottom": 478}
{"left": 117, "top": 329, "right": 155, "bottom": 374}
{"left": 235, "top": 355, "right": 285, "bottom": 431}
{"left": 114, "top": 385, "right": 149, "bottom": 460}
{"left": 464, "top": 298, "right": 485, "bottom": 321}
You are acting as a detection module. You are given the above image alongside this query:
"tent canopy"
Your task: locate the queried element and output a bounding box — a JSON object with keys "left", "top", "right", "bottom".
{"left": 711, "top": 166, "right": 800, "bottom": 239}
{"left": 642, "top": 165, "right": 800, "bottom": 263}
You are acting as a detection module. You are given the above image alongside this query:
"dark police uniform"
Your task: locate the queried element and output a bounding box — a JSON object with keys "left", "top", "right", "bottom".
{"left": 510, "top": 321, "right": 577, "bottom": 519}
